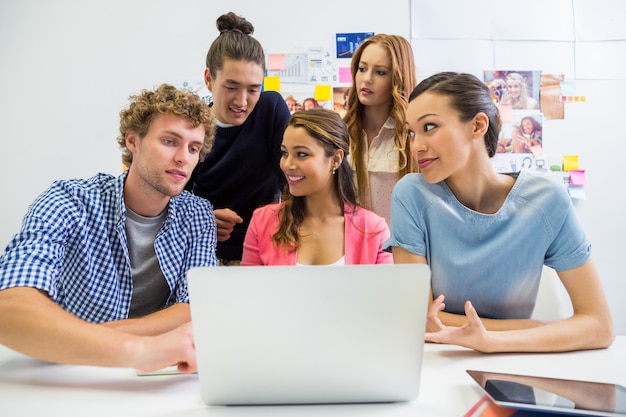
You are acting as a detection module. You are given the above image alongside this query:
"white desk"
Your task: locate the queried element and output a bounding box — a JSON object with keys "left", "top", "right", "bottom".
{"left": 1, "top": 337, "right": 625, "bottom": 417}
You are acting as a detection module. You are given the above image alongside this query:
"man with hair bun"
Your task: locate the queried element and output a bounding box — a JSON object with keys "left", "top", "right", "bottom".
{"left": 188, "top": 12, "right": 291, "bottom": 266}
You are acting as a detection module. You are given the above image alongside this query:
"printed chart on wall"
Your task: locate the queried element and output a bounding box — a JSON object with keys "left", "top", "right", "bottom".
{"left": 265, "top": 35, "right": 371, "bottom": 116}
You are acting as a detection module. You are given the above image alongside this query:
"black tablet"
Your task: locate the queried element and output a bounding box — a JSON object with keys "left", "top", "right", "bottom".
{"left": 467, "top": 370, "right": 626, "bottom": 416}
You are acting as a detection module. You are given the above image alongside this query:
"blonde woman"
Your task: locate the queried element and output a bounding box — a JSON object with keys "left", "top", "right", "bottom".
{"left": 343, "top": 34, "right": 417, "bottom": 226}
{"left": 501, "top": 72, "right": 539, "bottom": 110}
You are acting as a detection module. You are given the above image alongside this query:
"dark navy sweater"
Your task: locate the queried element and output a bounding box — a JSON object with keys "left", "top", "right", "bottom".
{"left": 189, "top": 91, "right": 290, "bottom": 260}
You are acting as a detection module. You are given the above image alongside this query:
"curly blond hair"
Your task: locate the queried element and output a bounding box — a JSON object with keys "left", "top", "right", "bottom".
{"left": 117, "top": 84, "right": 215, "bottom": 168}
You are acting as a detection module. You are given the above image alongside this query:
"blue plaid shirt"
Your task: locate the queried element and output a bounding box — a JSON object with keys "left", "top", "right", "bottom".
{"left": 0, "top": 171, "right": 217, "bottom": 323}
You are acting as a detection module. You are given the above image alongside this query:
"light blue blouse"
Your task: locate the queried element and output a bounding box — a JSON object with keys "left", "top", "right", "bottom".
{"left": 384, "top": 171, "right": 590, "bottom": 319}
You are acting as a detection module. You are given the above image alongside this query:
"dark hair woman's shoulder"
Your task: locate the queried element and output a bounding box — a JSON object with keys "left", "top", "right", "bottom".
{"left": 397, "top": 172, "right": 424, "bottom": 187}
{"left": 251, "top": 201, "right": 284, "bottom": 222}
{"left": 345, "top": 205, "right": 389, "bottom": 238}
{"left": 516, "top": 170, "right": 569, "bottom": 200}
{"left": 392, "top": 173, "right": 436, "bottom": 200}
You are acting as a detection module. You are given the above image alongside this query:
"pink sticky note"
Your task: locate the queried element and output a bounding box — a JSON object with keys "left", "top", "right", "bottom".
{"left": 268, "top": 54, "right": 285, "bottom": 71}
{"left": 497, "top": 104, "right": 513, "bottom": 122}
{"left": 339, "top": 67, "right": 352, "bottom": 84}
{"left": 569, "top": 169, "right": 586, "bottom": 186}
{"left": 530, "top": 145, "right": 544, "bottom": 157}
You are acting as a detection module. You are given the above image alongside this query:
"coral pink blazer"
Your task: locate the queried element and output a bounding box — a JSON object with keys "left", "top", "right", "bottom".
{"left": 241, "top": 202, "right": 393, "bottom": 265}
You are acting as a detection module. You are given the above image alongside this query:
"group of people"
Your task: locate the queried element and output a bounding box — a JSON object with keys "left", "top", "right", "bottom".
{"left": 284, "top": 95, "right": 321, "bottom": 113}
{"left": 0, "top": 12, "right": 614, "bottom": 374}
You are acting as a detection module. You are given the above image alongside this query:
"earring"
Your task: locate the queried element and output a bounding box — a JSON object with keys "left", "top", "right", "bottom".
{"left": 332, "top": 167, "right": 337, "bottom": 175}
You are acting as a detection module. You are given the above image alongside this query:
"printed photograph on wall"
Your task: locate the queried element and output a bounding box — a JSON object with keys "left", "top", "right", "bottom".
{"left": 282, "top": 93, "right": 305, "bottom": 114}
{"left": 335, "top": 32, "right": 374, "bottom": 58}
{"left": 540, "top": 73, "right": 565, "bottom": 120}
{"left": 497, "top": 112, "right": 544, "bottom": 157}
{"left": 282, "top": 92, "right": 332, "bottom": 114}
{"left": 484, "top": 70, "right": 541, "bottom": 111}
{"left": 332, "top": 86, "right": 350, "bottom": 118}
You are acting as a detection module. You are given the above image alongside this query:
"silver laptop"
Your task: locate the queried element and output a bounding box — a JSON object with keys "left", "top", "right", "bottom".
{"left": 187, "top": 263, "right": 431, "bottom": 405}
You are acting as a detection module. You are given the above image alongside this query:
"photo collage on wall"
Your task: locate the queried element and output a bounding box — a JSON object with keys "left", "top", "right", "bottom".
{"left": 485, "top": 70, "right": 564, "bottom": 180}
{"left": 265, "top": 33, "right": 374, "bottom": 116}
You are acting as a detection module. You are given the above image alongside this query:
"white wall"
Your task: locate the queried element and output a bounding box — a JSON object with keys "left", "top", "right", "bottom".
{"left": 1, "top": 0, "right": 624, "bottom": 335}
{"left": 551, "top": 79, "right": 626, "bottom": 336}
{"left": 0, "top": 0, "right": 410, "bottom": 249}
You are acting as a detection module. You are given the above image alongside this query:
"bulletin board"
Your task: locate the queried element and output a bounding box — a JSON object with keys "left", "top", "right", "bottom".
{"left": 409, "top": 0, "right": 626, "bottom": 198}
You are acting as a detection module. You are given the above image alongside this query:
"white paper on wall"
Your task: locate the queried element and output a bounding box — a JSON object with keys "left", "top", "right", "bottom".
{"left": 491, "top": 0, "right": 575, "bottom": 41}
{"left": 410, "top": 0, "right": 492, "bottom": 40}
{"left": 494, "top": 41, "right": 575, "bottom": 77}
{"left": 411, "top": 39, "right": 494, "bottom": 80}
{"left": 576, "top": 41, "right": 626, "bottom": 79}
{"left": 574, "top": 0, "right": 626, "bottom": 41}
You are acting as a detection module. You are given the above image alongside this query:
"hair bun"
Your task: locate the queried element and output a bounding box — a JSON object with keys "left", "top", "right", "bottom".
{"left": 216, "top": 12, "right": 254, "bottom": 36}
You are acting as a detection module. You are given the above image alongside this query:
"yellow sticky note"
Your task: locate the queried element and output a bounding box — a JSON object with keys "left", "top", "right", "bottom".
{"left": 563, "top": 155, "right": 579, "bottom": 172}
{"left": 263, "top": 76, "right": 280, "bottom": 92}
{"left": 314, "top": 85, "right": 332, "bottom": 102}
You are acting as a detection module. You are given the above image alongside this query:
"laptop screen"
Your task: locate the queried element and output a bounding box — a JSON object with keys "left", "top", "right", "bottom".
{"left": 188, "top": 264, "right": 431, "bottom": 405}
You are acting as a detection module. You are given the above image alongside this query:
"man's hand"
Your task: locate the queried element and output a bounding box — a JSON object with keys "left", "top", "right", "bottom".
{"left": 130, "top": 322, "right": 197, "bottom": 373}
{"left": 214, "top": 208, "right": 243, "bottom": 242}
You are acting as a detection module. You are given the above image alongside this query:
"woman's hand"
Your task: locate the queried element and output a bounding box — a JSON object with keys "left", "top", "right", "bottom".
{"left": 426, "top": 294, "right": 446, "bottom": 333}
{"left": 425, "top": 300, "right": 492, "bottom": 352}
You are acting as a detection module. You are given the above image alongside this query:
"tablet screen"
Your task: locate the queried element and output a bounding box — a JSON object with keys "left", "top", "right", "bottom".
{"left": 467, "top": 370, "right": 626, "bottom": 416}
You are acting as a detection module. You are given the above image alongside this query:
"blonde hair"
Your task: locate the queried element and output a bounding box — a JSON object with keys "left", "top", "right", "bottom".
{"left": 501, "top": 72, "right": 533, "bottom": 109}
{"left": 343, "top": 34, "right": 418, "bottom": 203}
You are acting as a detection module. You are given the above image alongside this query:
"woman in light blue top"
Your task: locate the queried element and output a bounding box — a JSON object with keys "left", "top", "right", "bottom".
{"left": 386, "top": 72, "right": 613, "bottom": 353}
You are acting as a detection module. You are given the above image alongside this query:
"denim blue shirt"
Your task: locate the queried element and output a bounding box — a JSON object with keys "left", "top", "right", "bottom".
{"left": 0, "top": 171, "right": 217, "bottom": 323}
{"left": 385, "top": 170, "right": 590, "bottom": 319}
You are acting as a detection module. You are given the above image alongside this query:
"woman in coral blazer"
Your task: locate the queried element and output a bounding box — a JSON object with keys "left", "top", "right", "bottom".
{"left": 242, "top": 109, "right": 392, "bottom": 266}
